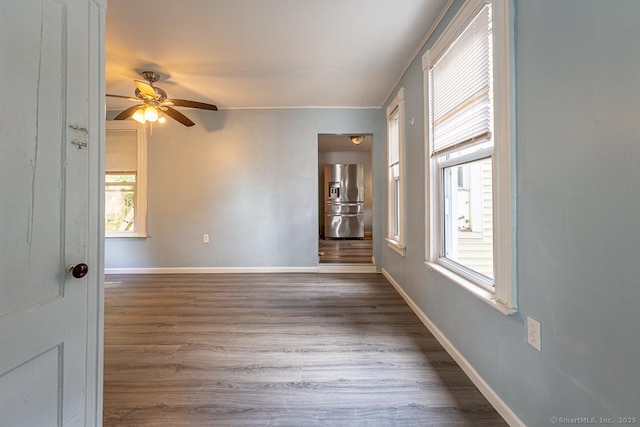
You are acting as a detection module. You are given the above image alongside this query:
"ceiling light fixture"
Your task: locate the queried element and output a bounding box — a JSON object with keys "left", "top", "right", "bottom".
{"left": 132, "top": 108, "right": 146, "bottom": 124}
{"left": 108, "top": 71, "right": 218, "bottom": 127}
{"left": 144, "top": 105, "right": 159, "bottom": 122}
{"left": 350, "top": 135, "right": 364, "bottom": 145}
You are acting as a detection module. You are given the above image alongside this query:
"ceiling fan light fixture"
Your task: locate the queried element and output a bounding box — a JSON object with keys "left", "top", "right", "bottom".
{"left": 350, "top": 135, "right": 364, "bottom": 145}
{"left": 108, "top": 71, "right": 218, "bottom": 127}
{"left": 144, "top": 106, "right": 159, "bottom": 122}
{"left": 132, "top": 108, "right": 146, "bottom": 124}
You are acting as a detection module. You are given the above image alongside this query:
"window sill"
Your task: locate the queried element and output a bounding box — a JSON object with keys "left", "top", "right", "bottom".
{"left": 386, "top": 238, "right": 406, "bottom": 256}
{"left": 106, "top": 233, "right": 148, "bottom": 239}
{"left": 425, "top": 261, "right": 516, "bottom": 315}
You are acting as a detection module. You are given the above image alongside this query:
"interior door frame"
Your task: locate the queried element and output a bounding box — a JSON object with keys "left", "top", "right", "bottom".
{"left": 85, "top": 0, "right": 106, "bottom": 424}
{"left": 316, "top": 133, "right": 376, "bottom": 271}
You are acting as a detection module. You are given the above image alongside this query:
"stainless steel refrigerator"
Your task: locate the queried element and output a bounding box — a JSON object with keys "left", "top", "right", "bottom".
{"left": 324, "top": 164, "right": 364, "bottom": 238}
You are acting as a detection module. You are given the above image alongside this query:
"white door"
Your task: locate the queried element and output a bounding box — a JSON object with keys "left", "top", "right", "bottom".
{"left": 0, "top": 0, "right": 104, "bottom": 426}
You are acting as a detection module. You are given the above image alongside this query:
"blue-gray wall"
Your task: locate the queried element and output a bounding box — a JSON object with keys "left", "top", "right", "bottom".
{"left": 105, "top": 108, "right": 383, "bottom": 269}
{"left": 381, "top": 0, "right": 640, "bottom": 425}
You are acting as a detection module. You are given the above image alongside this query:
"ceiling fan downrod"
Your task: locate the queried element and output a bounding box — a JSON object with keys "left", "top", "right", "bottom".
{"left": 141, "top": 71, "right": 161, "bottom": 84}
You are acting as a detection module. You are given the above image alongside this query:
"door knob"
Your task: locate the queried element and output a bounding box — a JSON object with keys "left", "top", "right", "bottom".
{"left": 67, "top": 263, "right": 88, "bottom": 278}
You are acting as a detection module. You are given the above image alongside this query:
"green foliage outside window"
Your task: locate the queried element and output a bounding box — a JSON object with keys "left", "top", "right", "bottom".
{"left": 105, "top": 174, "right": 136, "bottom": 232}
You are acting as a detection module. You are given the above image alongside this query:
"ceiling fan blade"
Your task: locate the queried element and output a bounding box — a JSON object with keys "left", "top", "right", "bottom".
{"left": 106, "top": 94, "right": 139, "bottom": 102}
{"left": 113, "top": 104, "right": 143, "bottom": 120}
{"left": 164, "top": 106, "right": 195, "bottom": 127}
{"left": 169, "top": 99, "right": 218, "bottom": 111}
{"left": 134, "top": 80, "right": 157, "bottom": 99}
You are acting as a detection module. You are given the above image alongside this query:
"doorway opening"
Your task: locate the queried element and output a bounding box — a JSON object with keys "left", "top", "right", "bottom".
{"left": 317, "top": 134, "right": 373, "bottom": 265}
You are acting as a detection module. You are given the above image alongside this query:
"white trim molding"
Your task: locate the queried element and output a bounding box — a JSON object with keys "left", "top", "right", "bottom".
{"left": 382, "top": 269, "right": 525, "bottom": 427}
{"left": 105, "top": 265, "right": 379, "bottom": 275}
{"left": 385, "top": 238, "right": 406, "bottom": 256}
{"left": 87, "top": 1, "right": 106, "bottom": 424}
{"left": 386, "top": 87, "right": 406, "bottom": 255}
{"left": 491, "top": 0, "right": 517, "bottom": 309}
{"left": 105, "top": 267, "right": 318, "bottom": 274}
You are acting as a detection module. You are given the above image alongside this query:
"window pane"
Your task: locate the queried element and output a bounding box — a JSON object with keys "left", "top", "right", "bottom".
{"left": 388, "top": 110, "right": 400, "bottom": 167}
{"left": 105, "top": 174, "right": 136, "bottom": 232}
{"left": 394, "top": 177, "right": 400, "bottom": 237}
{"left": 442, "top": 157, "right": 493, "bottom": 279}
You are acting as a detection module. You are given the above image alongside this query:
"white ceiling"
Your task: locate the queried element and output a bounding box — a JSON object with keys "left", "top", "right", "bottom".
{"left": 105, "top": 0, "right": 448, "bottom": 110}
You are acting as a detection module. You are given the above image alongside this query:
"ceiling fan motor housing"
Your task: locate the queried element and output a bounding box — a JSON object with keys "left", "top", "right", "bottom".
{"left": 141, "top": 71, "right": 161, "bottom": 83}
{"left": 135, "top": 86, "right": 168, "bottom": 102}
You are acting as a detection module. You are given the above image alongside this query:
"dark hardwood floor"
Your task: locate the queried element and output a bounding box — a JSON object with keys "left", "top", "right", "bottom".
{"left": 104, "top": 273, "right": 507, "bottom": 426}
{"left": 319, "top": 238, "right": 373, "bottom": 264}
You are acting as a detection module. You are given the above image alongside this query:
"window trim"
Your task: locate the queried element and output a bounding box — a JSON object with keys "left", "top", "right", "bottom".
{"left": 422, "top": 0, "right": 516, "bottom": 313}
{"left": 386, "top": 87, "right": 406, "bottom": 256}
{"left": 105, "top": 121, "right": 148, "bottom": 238}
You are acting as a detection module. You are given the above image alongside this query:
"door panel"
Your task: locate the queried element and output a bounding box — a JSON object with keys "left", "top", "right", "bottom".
{"left": 0, "top": 346, "right": 61, "bottom": 427}
{"left": 0, "top": 0, "right": 103, "bottom": 425}
{"left": 0, "top": 0, "right": 65, "bottom": 316}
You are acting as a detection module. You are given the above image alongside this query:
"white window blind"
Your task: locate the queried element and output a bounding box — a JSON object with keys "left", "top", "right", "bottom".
{"left": 106, "top": 129, "right": 137, "bottom": 172}
{"left": 429, "top": 4, "right": 492, "bottom": 157}
{"left": 388, "top": 108, "right": 400, "bottom": 167}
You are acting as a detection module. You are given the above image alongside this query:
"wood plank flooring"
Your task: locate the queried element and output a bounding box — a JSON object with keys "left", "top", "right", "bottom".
{"left": 104, "top": 273, "right": 507, "bottom": 426}
{"left": 319, "top": 238, "right": 373, "bottom": 264}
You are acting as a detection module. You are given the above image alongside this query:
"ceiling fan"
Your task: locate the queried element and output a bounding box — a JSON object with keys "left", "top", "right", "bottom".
{"left": 106, "top": 71, "right": 218, "bottom": 127}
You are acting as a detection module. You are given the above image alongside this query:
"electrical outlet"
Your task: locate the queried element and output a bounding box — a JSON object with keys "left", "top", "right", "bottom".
{"left": 203, "top": 234, "right": 209, "bottom": 243}
{"left": 527, "top": 316, "right": 541, "bottom": 351}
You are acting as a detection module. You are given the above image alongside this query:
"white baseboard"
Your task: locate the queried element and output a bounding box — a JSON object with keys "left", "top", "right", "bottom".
{"left": 105, "top": 265, "right": 379, "bottom": 275}
{"left": 381, "top": 268, "right": 525, "bottom": 427}
{"left": 105, "top": 266, "right": 319, "bottom": 274}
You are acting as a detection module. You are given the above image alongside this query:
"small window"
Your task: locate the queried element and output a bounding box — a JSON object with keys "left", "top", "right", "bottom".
{"left": 386, "top": 88, "right": 406, "bottom": 256}
{"left": 423, "top": 0, "right": 515, "bottom": 312}
{"left": 105, "top": 121, "right": 147, "bottom": 237}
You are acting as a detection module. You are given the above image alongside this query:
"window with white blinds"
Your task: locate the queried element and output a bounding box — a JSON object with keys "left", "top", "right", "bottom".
{"left": 423, "top": 0, "right": 516, "bottom": 313}
{"left": 429, "top": 4, "right": 492, "bottom": 157}
{"left": 105, "top": 121, "right": 147, "bottom": 238}
{"left": 386, "top": 88, "right": 406, "bottom": 255}
{"left": 106, "top": 129, "right": 138, "bottom": 173}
